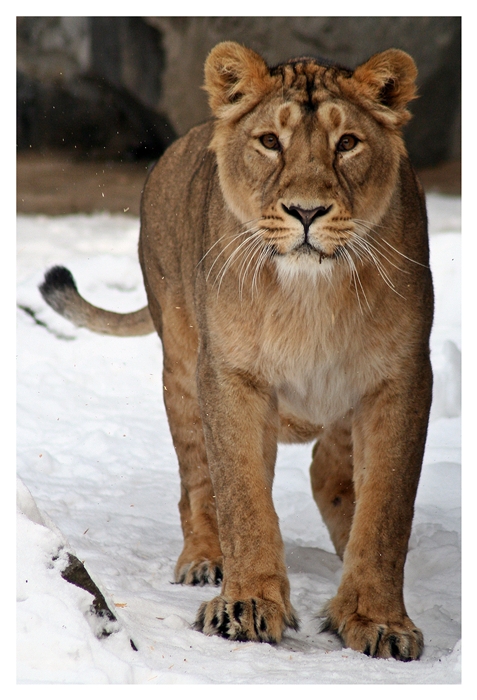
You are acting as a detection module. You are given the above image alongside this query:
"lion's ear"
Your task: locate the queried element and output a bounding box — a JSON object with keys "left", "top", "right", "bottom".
{"left": 352, "top": 49, "right": 418, "bottom": 126}
{"left": 204, "top": 42, "right": 273, "bottom": 119}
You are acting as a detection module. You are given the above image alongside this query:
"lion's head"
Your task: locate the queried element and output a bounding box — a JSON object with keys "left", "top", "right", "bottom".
{"left": 203, "top": 42, "right": 418, "bottom": 283}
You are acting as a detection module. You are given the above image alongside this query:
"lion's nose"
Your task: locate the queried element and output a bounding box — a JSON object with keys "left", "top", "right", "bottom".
{"left": 282, "top": 204, "right": 332, "bottom": 234}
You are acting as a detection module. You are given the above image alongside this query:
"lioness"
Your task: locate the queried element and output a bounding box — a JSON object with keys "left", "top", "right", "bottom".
{"left": 40, "top": 42, "right": 433, "bottom": 660}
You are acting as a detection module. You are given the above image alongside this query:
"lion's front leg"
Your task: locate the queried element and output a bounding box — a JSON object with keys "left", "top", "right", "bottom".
{"left": 194, "top": 354, "right": 299, "bottom": 643}
{"left": 322, "top": 366, "right": 432, "bottom": 660}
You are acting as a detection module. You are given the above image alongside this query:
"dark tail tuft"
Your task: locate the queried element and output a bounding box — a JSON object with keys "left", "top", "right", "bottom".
{"left": 39, "top": 266, "right": 78, "bottom": 300}
{"left": 39, "top": 266, "right": 80, "bottom": 318}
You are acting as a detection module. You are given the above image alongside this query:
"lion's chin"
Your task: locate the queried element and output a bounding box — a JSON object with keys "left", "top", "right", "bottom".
{"left": 273, "top": 248, "right": 336, "bottom": 285}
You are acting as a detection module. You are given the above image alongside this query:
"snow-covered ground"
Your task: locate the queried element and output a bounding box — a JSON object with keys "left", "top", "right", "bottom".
{"left": 16, "top": 193, "right": 461, "bottom": 685}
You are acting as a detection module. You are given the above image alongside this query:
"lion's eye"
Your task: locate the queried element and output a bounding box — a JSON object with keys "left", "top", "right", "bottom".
{"left": 260, "top": 133, "right": 281, "bottom": 151}
{"left": 336, "top": 134, "right": 359, "bottom": 152}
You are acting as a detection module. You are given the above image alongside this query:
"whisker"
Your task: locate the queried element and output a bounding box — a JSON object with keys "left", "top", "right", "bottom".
{"left": 215, "top": 237, "right": 256, "bottom": 292}
{"left": 338, "top": 247, "right": 362, "bottom": 313}
{"left": 353, "top": 219, "right": 428, "bottom": 268}
{"left": 353, "top": 218, "right": 385, "bottom": 231}
{"left": 348, "top": 235, "right": 398, "bottom": 289}
{"left": 340, "top": 247, "right": 370, "bottom": 313}
{"left": 199, "top": 217, "right": 262, "bottom": 269}
{"left": 353, "top": 222, "right": 408, "bottom": 268}
{"left": 207, "top": 228, "right": 262, "bottom": 283}
{"left": 238, "top": 236, "right": 265, "bottom": 299}
{"left": 215, "top": 230, "right": 265, "bottom": 294}
{"left": 198, "top": 232, "right": 240, "bottom": 268}
{"left": 351, "top": 229, "right": 409, "bottom": 275}
{"left": 240, "top": 240, "right": 264, "bottom": 298}
{"left": 345, "top": 231, "right": 407, "bottom": 300}
{"left": 251, "top": 244, "right": 272, "bottom": 299}
{"left": 380, "top": 238, "right": 429, "bottom": 268}
{"left": 205, "top": 234, "right": 247, "bottom": 281}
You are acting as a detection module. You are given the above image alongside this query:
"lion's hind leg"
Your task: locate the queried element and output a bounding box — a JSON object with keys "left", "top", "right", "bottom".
{"left": 168, "top": 403, "right": 223, "bottom": 585}
{"left": 310, "top": 416, "right": 355, "bottom": 559}
{"left": 174, "top": 468, "right": 223, "bottom": 586}
{"left": 161, "top": 327, "right": 222, "bottom": 586}
{"left": 167, "top": 396, "right": 223, "bottom": 586}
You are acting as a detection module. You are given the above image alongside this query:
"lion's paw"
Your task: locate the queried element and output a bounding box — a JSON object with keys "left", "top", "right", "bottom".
{"left": 321, "top": 608, "right": 423, "bottom": 661}
{"left": 194, "top": 595, "right": 299, "bottom": 644}
{"left": 175, "top": 558, "right": 223, "bottom": 586}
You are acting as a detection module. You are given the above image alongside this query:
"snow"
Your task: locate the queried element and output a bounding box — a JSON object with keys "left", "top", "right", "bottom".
{"left": 16, "top": 193, "right": 462, "bottom": 685}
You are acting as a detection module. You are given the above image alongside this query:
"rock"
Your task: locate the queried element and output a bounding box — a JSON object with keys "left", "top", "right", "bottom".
{"left": 148, "top": 16, "right": 461, "bottom": 168}
{"left": 17, "top": 17, "right": 460, "bottom": 168}
{"left": 17, "top": 17, "right": 175, "bottom": 160}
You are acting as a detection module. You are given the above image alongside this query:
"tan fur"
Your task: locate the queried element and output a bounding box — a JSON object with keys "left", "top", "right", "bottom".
{"left": 40, "top": 42, "right": 433, "bottom": 659}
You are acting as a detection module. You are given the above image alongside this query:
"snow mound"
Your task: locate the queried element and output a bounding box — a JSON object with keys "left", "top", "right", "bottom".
{"left": 17, "top": 198, "right": 461, "bottom": 684}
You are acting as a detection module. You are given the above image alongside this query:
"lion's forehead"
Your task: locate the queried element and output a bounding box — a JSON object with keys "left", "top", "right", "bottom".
{"left": 271, "top": 59, "right": 349, "bottom": 97}
{"left": 252, "top": 64, "right": 364, "bottom": 141}
{"left": 253, "top": 94, "right": 359, "bottom": 146}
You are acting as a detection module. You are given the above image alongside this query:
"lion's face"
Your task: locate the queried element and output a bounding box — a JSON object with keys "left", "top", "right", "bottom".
{"left": 204, "top": 44, "right": 417, "bottom": 282}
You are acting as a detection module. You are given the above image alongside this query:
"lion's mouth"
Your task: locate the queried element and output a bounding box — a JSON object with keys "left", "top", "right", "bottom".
{"left": 268, "top": 239, "right": 338, "bottom": 265}
{"left": 292, "top": 241, "right": 334, "bottom": 263}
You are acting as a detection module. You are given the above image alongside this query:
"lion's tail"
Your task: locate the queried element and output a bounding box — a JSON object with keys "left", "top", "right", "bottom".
{"left": 39, "top": 266, "right": 155, "bottom": 337}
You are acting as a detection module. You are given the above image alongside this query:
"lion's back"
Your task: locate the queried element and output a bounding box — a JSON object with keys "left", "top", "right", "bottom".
{"left": 139, "top": 121, "right": 220, "bottom": 289}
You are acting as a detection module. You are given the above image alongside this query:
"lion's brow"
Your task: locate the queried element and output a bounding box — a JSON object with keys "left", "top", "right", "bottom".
{"left": 269, "top": 58, "right": 353, "bottom": 111}
{"left": 269, "top": 55, "right": 352, "bottom": 73}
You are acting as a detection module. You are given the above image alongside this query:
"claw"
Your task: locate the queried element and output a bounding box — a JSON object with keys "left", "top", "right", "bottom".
{"left": 175, "top": 559, "right": 223, "bottom": 586}
{"left": 194, "top": 595, "right": 299, "bottom": 644}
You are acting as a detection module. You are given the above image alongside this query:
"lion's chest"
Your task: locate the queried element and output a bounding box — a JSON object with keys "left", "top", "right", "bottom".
{"left": 275, "top": 359, "right": 362, "bottom": 425}
{"left": 219, "top": 293, "right": 386, "bottom": 425}
{"left": 263, "top": 328, "right": 369, "bottom": 425}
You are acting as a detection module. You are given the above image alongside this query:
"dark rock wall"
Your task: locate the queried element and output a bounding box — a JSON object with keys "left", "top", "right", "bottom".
{"left": 17, "top": 16, "right": 461, "bottom": 168}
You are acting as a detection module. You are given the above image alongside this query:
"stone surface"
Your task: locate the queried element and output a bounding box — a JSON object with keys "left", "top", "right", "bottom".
{"left": 148, "top": 16, "right": 461, "bottom": 168}
{"left": 17, "top": 17, "right": 175, "bottom": 160}
{"left": 17, "top": 17, "right": 461, "bottom": 168}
